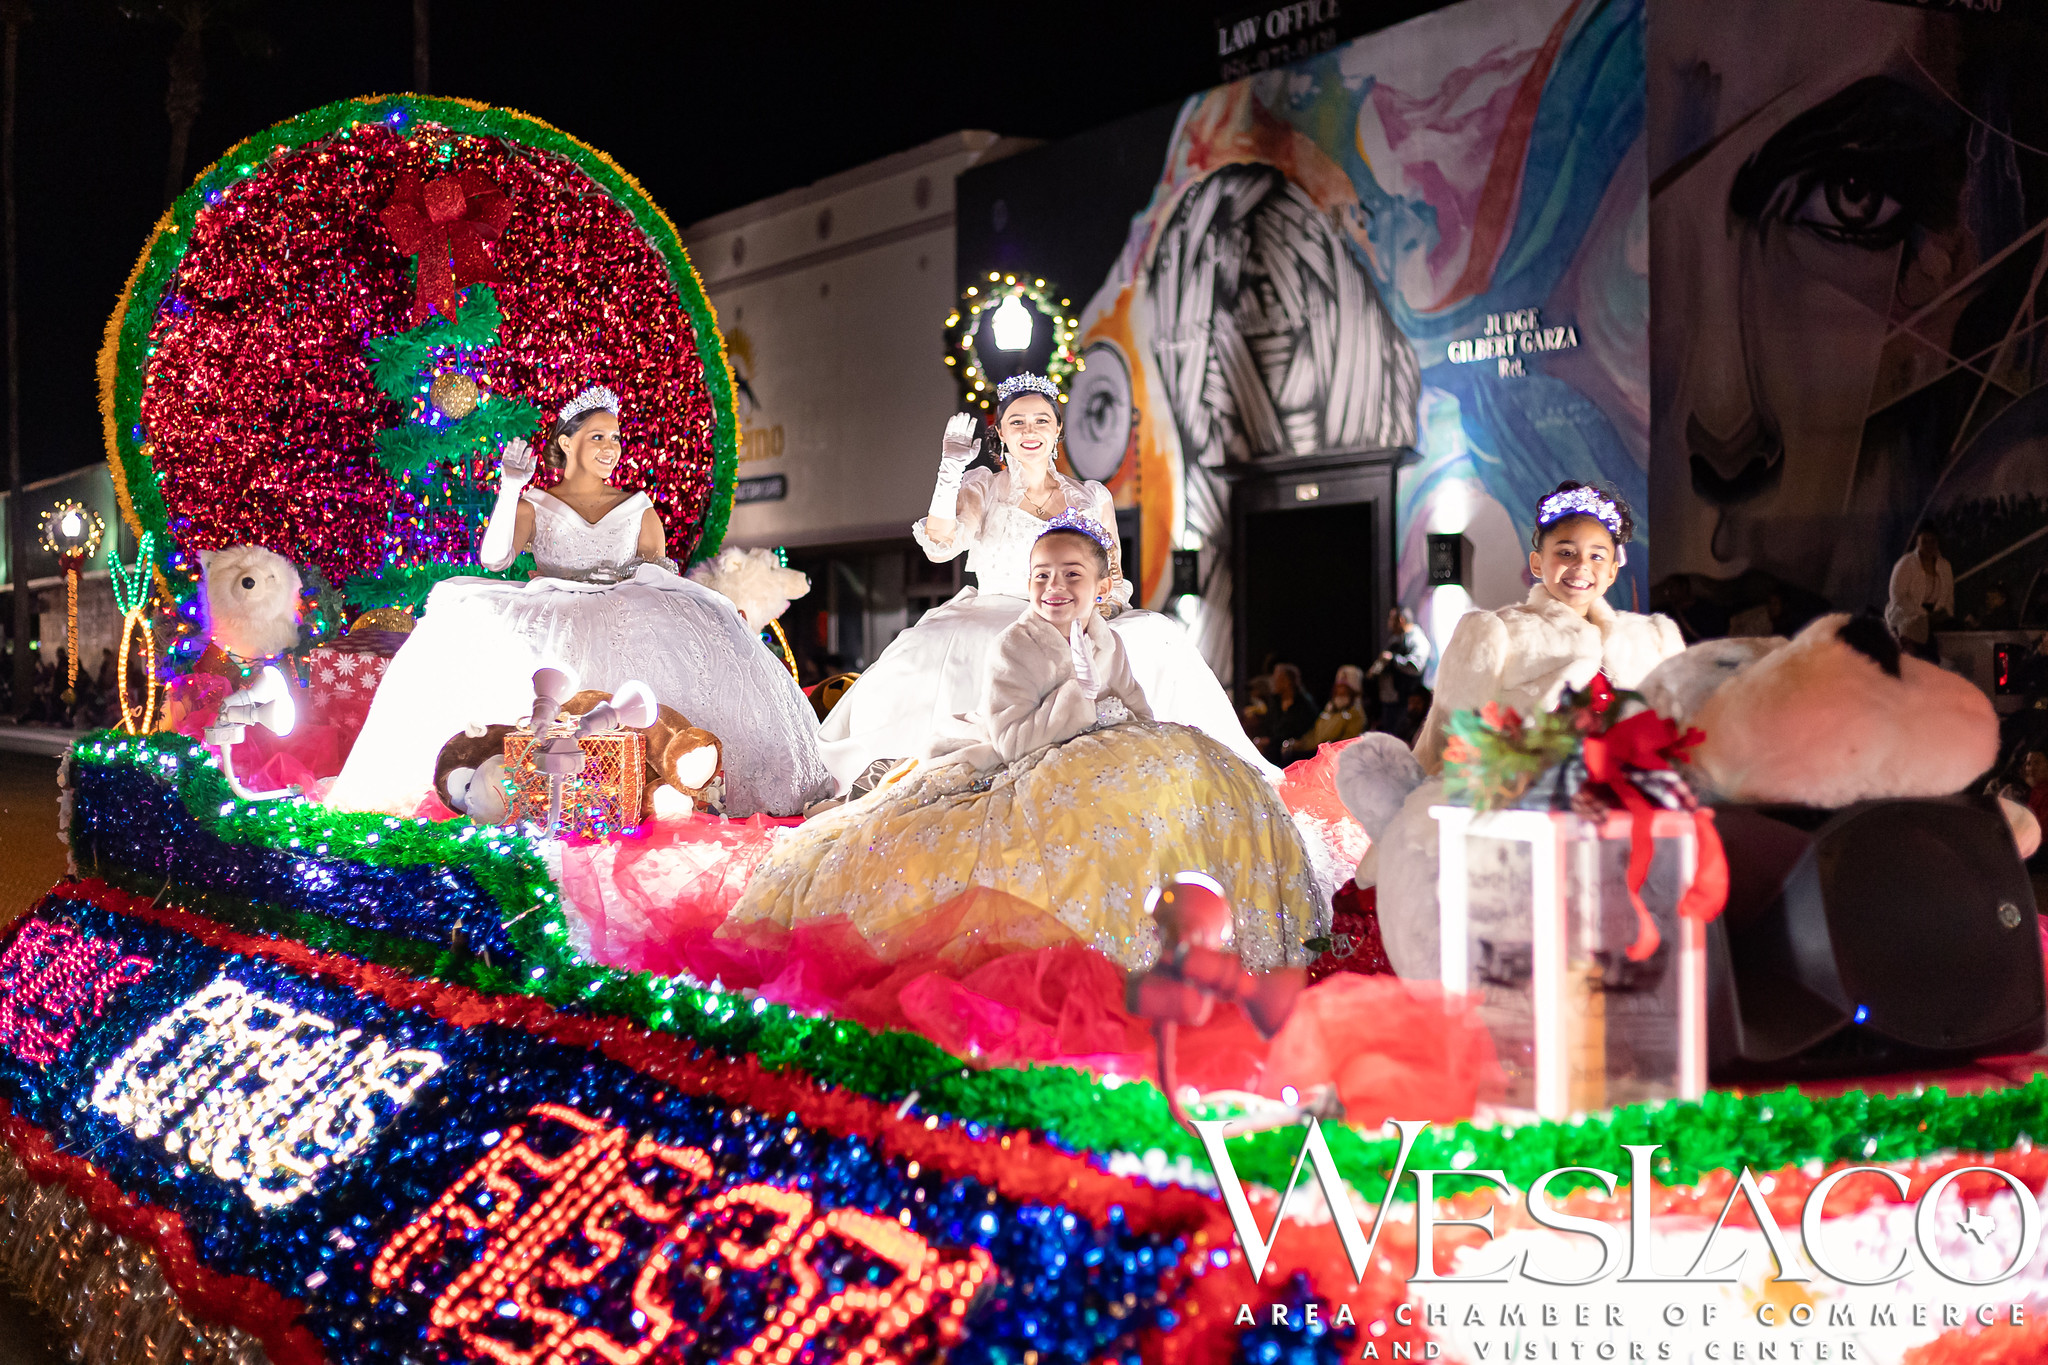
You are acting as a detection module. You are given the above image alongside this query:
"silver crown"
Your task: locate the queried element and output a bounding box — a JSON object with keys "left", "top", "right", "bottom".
{"left": 558, "top": 385, "right": 620, "bottom": 424}
{"left": 1536, "top": 486, "right": 1623, "bottom": 538}
{"left": 996, "top": 372, "right": 1060, "bottom": 405}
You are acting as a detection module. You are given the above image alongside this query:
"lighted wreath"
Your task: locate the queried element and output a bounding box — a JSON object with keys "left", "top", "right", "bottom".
{"left": 99, "top": 94, "right": 740, "bottom": 626}
{"left": 942, "top": 272, "right": 1081, "bottom": 412}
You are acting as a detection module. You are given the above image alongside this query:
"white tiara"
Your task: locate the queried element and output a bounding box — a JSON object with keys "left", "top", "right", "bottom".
{"left": 1536, "top": 486, "right": 1623, "bottom": 538}
{"left": 558, "top": 385, "right": 619, "bottom": 424}
{"left": 996, "top": 373, "right": 1059, "bottom": 405}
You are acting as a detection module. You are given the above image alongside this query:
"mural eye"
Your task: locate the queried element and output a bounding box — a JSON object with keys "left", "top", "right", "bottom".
{"left": 1789, "top": 171, "right": 1905, "bottom": 245}
{"left": 1066, "top": 342, "right": 1132, "bottom": 483}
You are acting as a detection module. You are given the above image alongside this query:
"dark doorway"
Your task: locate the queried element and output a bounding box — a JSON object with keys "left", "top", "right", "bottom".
{"left": 1240, "top": 502, "right": 1378, "bottom": 705}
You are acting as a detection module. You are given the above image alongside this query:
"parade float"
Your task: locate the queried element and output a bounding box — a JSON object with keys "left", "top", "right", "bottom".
{"left": 2, "top": 95, "right": 2046, "bottom": 1365}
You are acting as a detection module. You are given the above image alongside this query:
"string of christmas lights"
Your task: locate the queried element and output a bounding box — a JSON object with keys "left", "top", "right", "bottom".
{"left": 943, "top": 271, "right": 1081, "bottom": 411}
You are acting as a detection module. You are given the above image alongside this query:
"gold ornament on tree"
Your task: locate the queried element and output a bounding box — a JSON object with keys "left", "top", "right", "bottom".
{"left": 38, "top": 501, "right": 104, "bottom": 706}
{"left": 428, "top": 371, "right": 481, "bottom": 419}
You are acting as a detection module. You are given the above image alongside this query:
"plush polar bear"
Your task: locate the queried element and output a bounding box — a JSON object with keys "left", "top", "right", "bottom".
{"left": 1339, "top": 613, "right": 2012, "bottom": 981}
{"left": 685, "top": 546, "right": 809, "bottom": 631}
{"left": 200, "top": 545, "right": 303, "bottom": 662}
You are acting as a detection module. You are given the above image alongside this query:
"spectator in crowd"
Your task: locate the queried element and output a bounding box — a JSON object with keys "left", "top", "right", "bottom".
{"left": 1366, "top": 607, "right": 1430, "bottom": 726}
{"left": 1886, "top": 523, "right": 1953, "bottom": 661}
{"left": 1386, "top": 686, "right": 1432, "bottom": 745}
{"left": 1659, "top": 574, "right": 1730, "bottom": 643}
{"left": 1290, "top": 664, "right": 1366, "bottom": 759}
{"left": 96, "top": 647, "right": 116, "bottom": 694}
{"left": 1967, "top": 582, "right": 2019, "bottom": 631}
{"left": 1256, "top": 662, "right": 1317, "bottom": 761}
{"left": 1240, "top": 673, "right": 1273, "bottom": 751}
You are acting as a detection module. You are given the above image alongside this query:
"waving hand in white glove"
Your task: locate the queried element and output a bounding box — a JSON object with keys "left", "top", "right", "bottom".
{"left": 479, "top": 436, "right": 538, "bottom": 570}
{"left": 927, "top": 414, "right": 980, "bottom": 524}
{"left": 499, "top": 436, "right": 537, "bottom": 488}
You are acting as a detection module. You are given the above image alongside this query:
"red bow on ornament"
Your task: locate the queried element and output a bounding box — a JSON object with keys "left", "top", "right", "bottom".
{"left": 379, "top": 170, "right": 512, "bottom": 325}
{"left": 1579, "top": 708, "right": 1729, "bottom": 962}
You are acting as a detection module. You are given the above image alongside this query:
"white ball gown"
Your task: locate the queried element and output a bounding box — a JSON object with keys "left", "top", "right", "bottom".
{"left": 324, "top": 489, "right": 833, "bottom": 818}
{"left": 817, "top": 466, "right": 1274, "bottom": 791}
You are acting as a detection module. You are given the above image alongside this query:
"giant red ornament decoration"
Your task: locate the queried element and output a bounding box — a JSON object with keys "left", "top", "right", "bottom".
{"left": 99, "top": 96, "right": 740, "bottom": 621}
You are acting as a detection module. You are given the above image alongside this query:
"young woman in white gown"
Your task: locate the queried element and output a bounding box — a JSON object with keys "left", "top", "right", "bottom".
{"left": 324, "top": 386, "right": 832, "bottom": 818}
{"left": 817, "top": 372, "right": 1272, "bottom": 792}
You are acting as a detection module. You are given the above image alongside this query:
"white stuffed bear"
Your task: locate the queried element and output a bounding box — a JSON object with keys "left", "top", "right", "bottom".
{"left": 1339, "top": 613, "right": 2017, "bottom": 981}
{"left": 201, "top": 545, "right": 303, "bottom": 662}
{"left": 685, "top": 546, "right": 809, "bottom": 631}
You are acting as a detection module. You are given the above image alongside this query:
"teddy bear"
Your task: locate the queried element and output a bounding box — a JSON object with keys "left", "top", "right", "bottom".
{"left": 200, "top": 545, "right": 303, "bottom": 664}
{"left": 685, "top": 546, "right": 809, "bottom": 631}
{"left": 437, "top": 694, "right": 726, "bottom": 825}
{"left": 434, "top": 724, "right": 516, "bottom": 823}
{"left": 1339, "top": 612, "right": 2016, "bottom": 981}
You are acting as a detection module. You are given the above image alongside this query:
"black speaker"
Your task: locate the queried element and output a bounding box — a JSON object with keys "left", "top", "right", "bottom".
{"left": 1708, "top": 795, "right": 2045, "bottom": 1081}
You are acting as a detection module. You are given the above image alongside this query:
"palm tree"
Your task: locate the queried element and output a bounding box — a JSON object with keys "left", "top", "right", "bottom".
{"left": 3, "top": 0, "right": 28, "bottom": 712}
{"left": 117, "top": 0, "right": 270, "bottom": 205}
{"left": 413, "top": 0, "right": 428, "bottom": 92}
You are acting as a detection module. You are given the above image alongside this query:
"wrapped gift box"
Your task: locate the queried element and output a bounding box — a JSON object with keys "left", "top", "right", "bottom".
{"left": 304, "top": 631, "right": 410, "bottom": 755}
{"left": 503, "top": 729, "right": 646, "bottom": 840}
{"left": 1431, "top": 804, "right": 1709, "bottom": 1118}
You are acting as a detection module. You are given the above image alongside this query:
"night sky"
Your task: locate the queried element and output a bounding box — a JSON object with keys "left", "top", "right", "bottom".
{"left": 18, "top": 0, "right": 1444, "bottom": 482}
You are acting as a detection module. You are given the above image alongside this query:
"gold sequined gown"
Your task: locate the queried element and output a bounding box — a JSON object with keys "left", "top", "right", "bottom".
{"left": 727, "top": 717, "right": 1320, "bottom": 972}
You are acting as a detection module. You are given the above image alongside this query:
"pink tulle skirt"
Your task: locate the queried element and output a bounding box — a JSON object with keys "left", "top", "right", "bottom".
{"left": 555, "top": 806, "right": 1497, "bottom": 1122}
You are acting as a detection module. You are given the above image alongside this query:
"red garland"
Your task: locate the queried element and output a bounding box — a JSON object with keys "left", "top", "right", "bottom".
{"left": 0, "top": 1102, "right": 327, "bottom": 1365}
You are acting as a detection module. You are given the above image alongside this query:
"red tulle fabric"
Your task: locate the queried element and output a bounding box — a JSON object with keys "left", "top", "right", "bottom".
{"left": 160, "top": 672, "right": 354, "bottom": 792}
{"left": 1275, "top": 737, "right": 1372, "bottom": 869}
{"left": 1261, "top": 973, "right": 1501, "bottom": 1122}
{"left": 561, "top": 825, "right": 1493, "bottom": 1115}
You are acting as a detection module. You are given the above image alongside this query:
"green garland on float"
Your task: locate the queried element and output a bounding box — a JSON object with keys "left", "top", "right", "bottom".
{"left": 97, "top": 93, "right": 740, "bottom": 618}
{"left": 65, "top": 730, "right": 2048, "bottom": 1202}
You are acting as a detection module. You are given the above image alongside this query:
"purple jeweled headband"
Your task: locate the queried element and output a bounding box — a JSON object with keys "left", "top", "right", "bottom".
{"left": 1535, "top": 485, "right": 1623, "bottom": 539}
{"left": 1037, "top": 508, "right": 1115, "bottom": 553}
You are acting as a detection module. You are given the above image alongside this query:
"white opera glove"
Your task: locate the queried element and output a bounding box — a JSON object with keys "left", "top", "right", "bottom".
{"left": 1069, "top": 619, "right": 1099, "bottom": 703}
{"left": 478, "top": 437, "right": 537, "bottom": 570}
{"left": 926, "top": 413, "right": 979, "bottom": 522}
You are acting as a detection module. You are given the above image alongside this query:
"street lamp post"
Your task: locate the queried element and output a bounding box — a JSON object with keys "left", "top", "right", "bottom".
{"left": 38, "top": 500, "right": 102, "bottom": 706}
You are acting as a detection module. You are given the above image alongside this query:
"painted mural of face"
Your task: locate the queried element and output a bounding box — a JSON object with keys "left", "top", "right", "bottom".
{"left": 1649, "top": 1, "right": 1973, "bottom": 602}
{"left": 1142, "top": 162, "right": 1421, "bottom": 676}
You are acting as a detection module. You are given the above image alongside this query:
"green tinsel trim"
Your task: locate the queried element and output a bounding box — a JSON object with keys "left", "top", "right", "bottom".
{"left": 66, "top": 731, "right": 2048, "bottom": 1201}
{"left": 339, "top": 556, "right": 533, "bottom": 614}
{"left": 102, "top": 95, "right": 739, "bottom": 613}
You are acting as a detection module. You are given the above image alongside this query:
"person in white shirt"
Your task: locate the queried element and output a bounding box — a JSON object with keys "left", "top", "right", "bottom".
{"left": 1885, "top": 524, "right": 1954, "bottom": 660}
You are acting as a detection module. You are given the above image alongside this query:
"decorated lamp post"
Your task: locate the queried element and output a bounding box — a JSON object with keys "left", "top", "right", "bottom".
{"left": 108, "top": 531, "right": 157, "bottom": 734}
{"left": 37, "top": 500, "right": 102, "bottom": 705}
{"left": 944, "top": 272, "right": 1080, "bottom": 413}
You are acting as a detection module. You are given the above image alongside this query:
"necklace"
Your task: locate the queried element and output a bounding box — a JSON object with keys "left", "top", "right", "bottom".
{"left": 1019, "top": 481, "right": 1063, "bottom": 519}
